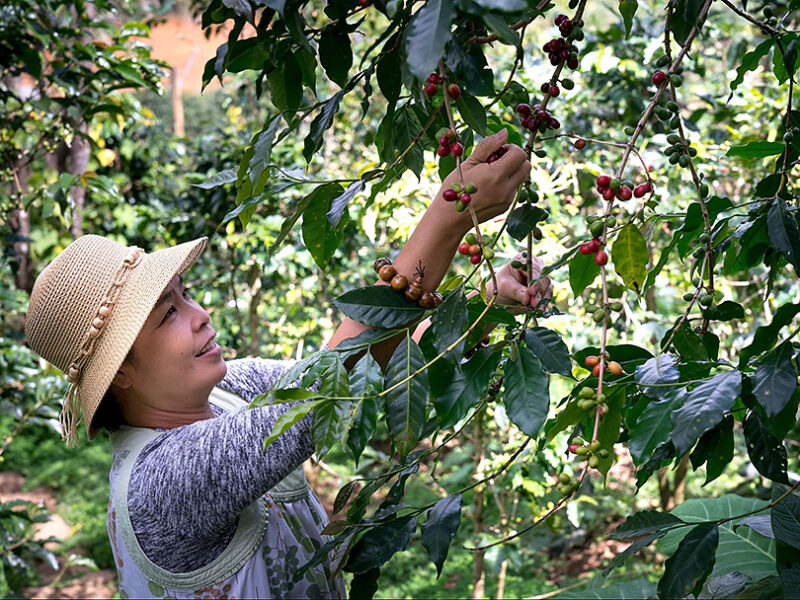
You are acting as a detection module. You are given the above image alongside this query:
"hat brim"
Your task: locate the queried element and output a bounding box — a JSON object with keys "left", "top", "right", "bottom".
{"left": 79, "top": 237, "right": 208, "bottom": 440}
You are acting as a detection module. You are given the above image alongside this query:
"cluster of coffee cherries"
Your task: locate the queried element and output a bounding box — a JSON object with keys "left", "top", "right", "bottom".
{"left": 543, "top": 14, "right": 583, "bottom": 69}
{"left": 683, "top": 276, "right": 716, "bottom": 309}
{"left": 443, "top": 181, "right": 476, "bottom": 213}
{"left": 663, "top": 133, "right": 698, "bottom": 168}
{"left": 435, "top": 128, "right": 463, "bottom": 159}
{"left": 423, "top": 72, "right": 460, "bottom": 100}
{"left": 567, "top": 436, "right": 611, "bottom": 471}
{"left": 373, "top": 258, "right": 444, "bottom": 309}
{"left": 650, "top": 55, "right": 685, "bottom": 89}
{"left": 515, "top": 102, "right": 561, "bottom": 134}
{"left": 487, "top": 145, "right": 508, "bottom": 164}
{"left": 458, "top": 232, "right": 495, "bottom": 264}
{"left": 584, "top": 299, "right": 624, "bottom": 326}
{"left": 584, "top": 354, "right": 623, "bottom": 378}
{"left": 595, "top": 174, "right": 650, "bottom": 202}
{"left": 578, "top": 236, "right": 607, "bottom": 266}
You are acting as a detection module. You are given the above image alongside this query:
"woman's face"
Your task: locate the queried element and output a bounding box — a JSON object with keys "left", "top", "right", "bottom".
{"left": 113, "top": 274, "right": 227, "bottom": 412}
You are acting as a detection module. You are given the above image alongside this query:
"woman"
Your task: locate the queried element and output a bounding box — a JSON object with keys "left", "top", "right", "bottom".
{"left": 24, "top": 129, "right": 550, "bottom": 598}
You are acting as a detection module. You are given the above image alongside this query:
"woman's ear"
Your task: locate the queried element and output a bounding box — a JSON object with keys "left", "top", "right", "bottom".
{"left": 111, "top": 367, "right": 132, "bottom": 390}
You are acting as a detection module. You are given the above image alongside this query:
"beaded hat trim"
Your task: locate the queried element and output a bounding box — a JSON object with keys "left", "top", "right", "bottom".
{"left": 60, "top": 246, "right": 144, "bottom": 447}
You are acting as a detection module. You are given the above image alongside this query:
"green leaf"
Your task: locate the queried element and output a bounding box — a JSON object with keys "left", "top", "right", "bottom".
{"left": 752, "top": 341, "right": 798, "bottom": 418}
{"left": 394, "top": 104, "right": 424, "bottom": 177}
{"left": 327, "top": 180, "right": 364, "bottom": 227}
{"left": 629, "top": 390, "right": 684, "bottom": 466}
{"left": 192, "top": 169, "right": 237, "bottom": 189}
{"left": 273, "top": 388, "right": 324, "bottom": 401}
{"left": 421, "top": 494, "right": 462, "bottom": 577}
{"left": 312, "top": 399, "right": 351, "bottom": 457}
{"left": 302, "top": 183, "right": 348, "bottom": 269}
{"left": 776, "top": 541, "right": 800, "bottom": 598}
{"left": 455, "top": 91, "right": 486, "bottom": 135}
{"left": 732, "top": 39, "right": 775, "bottom": 92}
{"left": 658, "top": 523, "right": 719, "bottom": 599}
{"left": 505, "top": 205, "right": 549, "bottom": 241}
{"left": 404, "top": 0, "right": 455, "bottom": 80}
{"left": 671, "top": 0, "right": 705, "bottom": 46}
{"left": 771, "top": 486, "right": 800, "bottom": 551}
{"left": 601, "top": 533, "right": 665, "bottom": 577}
{"left": 263, "top": 400, "right": 325, "bottom": 450}
{"left": 634, "top": 354, "right": 680, "bottom": 400}
{"left": 524, "top": 327, "right": 572, "bottom": 378}
{"left": 619, "top": 0, "right": 638, "bottom": 38}
{"left": 344, "top": 515, "right": 417, "bottom": 573}
{"left": 503, "top": 343, "right": 550, "bottom": 437}
{"left": 349, "top": 567, "right": 380, "bottom": 600}
{"left": 660, "top": 496, "right": 776, "bottom": 582}
{"left": 384, "top": 335, "right": 430, "bottom": 457}
{"left": 689, "top": 415, "right": 734, "bottom": 485}
{"left": 705, "top": 301, "right": 746, "bottom": 322}
{"left": 267, "top": 52, "right": 302, "bottom": 111}
{"left": 347, "top": 352, "right": 383, "bottom": 463}
{"left": 767, "top": 198, "right": 800, "bottom": 272}
{"left": 431, "top": 289, "right": 469, "bottom": 361}
{"left": 377, "top": 35, "right": 402, "bottom": 104}
{"left": 670, "top": 369, "right": 741, "bottom": 456}
{"left": 612, "top": 510, "right": 685, "bottom": 539}
{"left": 319, "top": 26, "right": 352, "bottom": 88}
{"left": 481, "top": 13, "right": 520, "bottom": 47}
{"left": 727, "top": 141, "right": 786, "bottom": 159}
{"left": 334, "top": 286, "right": 425, "bottom": 329}
{"left": 568, "top": 250, "right": 601, "bottom": 296}
{"left": 740, "top": 303, "right": 800, "bottom": 365}
{"left": 303, "top": 89, "right": 345, "bottom": 162}
{"left": 611, "top": 224, "right": 648, "bottom": 294}
{"left": 433, "top": 347, "right": 501, "bottom": 428}
{"left": 743, "top": 410, "right": 790, "bottom": 484}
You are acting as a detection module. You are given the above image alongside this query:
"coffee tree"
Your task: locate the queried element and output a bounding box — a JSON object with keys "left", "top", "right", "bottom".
{"left": 196, "top": 0, "right": 800, "bottom": 597}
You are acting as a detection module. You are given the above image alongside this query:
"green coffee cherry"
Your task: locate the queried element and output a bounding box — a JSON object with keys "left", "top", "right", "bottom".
{"left": 667, "top": 134, "right": 682, "bottom": 144}
{"left": 670, "top": 74, "right": 683, "bottom": 87}
{"left": 465, "top": 182, "right": 477, "bottom": 194}
{"left": 592, "top": 309, "right": 607, "bottom": 323}
{"left": 609, "top": 301, "right": 623, "bottom": 312}
{"left": 511, "top": 260, "right": 523, "bottom": 269}
{"left": 559, "top": 472, "right": 572, "bottom": 484}
{"left": 465, "top": 232, "right": 477, "bottom": 244}
{"left": 610, "top": 178, "right": 621, "bottom": 190}
{"left": 598, "top": 449, "right": 610, "bottom": 459}
{"left": 669, "top": 153, "right": 681, "bottom": 165}
{"left": 667, "top": 101, "right": 679, "bottom": 112}
{"left": 589, "top": 440, "right": 601, "bottom": 452}
{"left": 590, "top": 221, "right": 605, "bottom": 237}
{"left": 624, "top": 125, "right": 635, "bottom": 136}
{"left": 669, "top": 116, "right": 681, "bottom": 129}
{"left": 562, "top": 78, "right": 575, "bottom": 90}
{"left": 576, "top": 445, "right": 590, "bottom": 455}
{"left": 656, "top": 55, "right": 669, "bottom": 67}
{"left": 483, "top": 247, "right": 495, "bottom": 260}
{"left": 699, "top": 293, "right": 713, "bottom": 307}
{"left": 588, "top": 456, "right": 600, "bottom": 468}
{"left": 679, "top": 154, "right": 690, "bottom": 167}
{"left": 605, "top": 216, "right": 617, "bottom": 227}
{"left": 580, "top": 387, "right": 595, "bottom": 398}
{"left": 574, "top": 437, "right": 586, "bottom": 445}
{"left": 683, "top": 292, "right": 694, "bottom": 302}
{"left": 699, "top": 183, "right": 709, "bottom": 198}
{"left": 698, "top": 233, "right": 710, "bottom": 244}
{"left": 534, "top": 148, "right": 547, "bottom": 158}
{"left": 692, "top": 277, "right": 701, "bottom": 287}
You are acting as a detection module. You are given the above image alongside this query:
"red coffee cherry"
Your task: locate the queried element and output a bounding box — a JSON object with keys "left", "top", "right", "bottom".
{"left": 579, "top": 242, "right": 593, "bottom": 255}
{"left": 460, "top": 193, "right": 472, "bottom": 205}
{"left": 585, "top": 355, "right": 600, "bottom": 367}
{"left": 447, "top": 83, "right": 461, "bottom": 100}
{"left": 437, "top": 145, "right": 450, "bottom": 157}
{"left": 602, "top": 187, "right": 616, "bottom": 201}
{"left": 574, "top": 138, "right": 587, "bottom": 149}
{"left": 595, "top": 250, "right": 609, "bottom": 265}
{"left": 516, "top": 103, "right": 531, "bottom": 117}
{"left": 617, "top": 185, "right": 633, "bottom": 201}
{"left": 450, "top": 142, "right": 463, "bottom": 157}
{"left": 427, "top": 73, "right": 441, "bottom": 84}
{"left": 587, "top": 238, "right": 600, "bottom": 253}
{"left": 634, "top": 182, "right": 652, "bottom": 197}
{"left": 424, "top": 82, "right": 438, "bottom": 97}
{"left": 458, "top": 242, "right": 470, "bottom": 255}
{"left": 568, "top": 443, "right": 579, "bottom": 453}
{"left": 469, "top": 253, "right": 482, "bottom": 264}
{"left": 548, "top": 84, "right": 560, "bottom": 97}
{"left": 652, "top": 70, "right": 667, "bottom": 85}
{"left": 597, "top": 175, "right": 611, "bottom": 188}
{"left": 443, "top": 189, "right": 458, "bottom": 202}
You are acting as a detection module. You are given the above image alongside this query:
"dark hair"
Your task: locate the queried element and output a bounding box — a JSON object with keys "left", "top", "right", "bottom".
{"left": 89, "top": 345, "right": 134, "bottom": 434}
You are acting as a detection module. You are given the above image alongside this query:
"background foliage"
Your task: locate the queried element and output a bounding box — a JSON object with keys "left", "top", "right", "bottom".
{"left": 1, "top": 0, "right": 799, "bottom": 597}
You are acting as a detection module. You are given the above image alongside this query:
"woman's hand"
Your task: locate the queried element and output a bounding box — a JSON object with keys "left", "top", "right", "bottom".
{"left": 434, "top": 129, "right": 530, "bottom": 231}
{"left": 485, "top": 254, "right": 554, "bottom": 312}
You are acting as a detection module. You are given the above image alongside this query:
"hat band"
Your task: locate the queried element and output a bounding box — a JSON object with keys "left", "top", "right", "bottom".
{"left": 60, "top": 246, "right": 144, "bottom": 447}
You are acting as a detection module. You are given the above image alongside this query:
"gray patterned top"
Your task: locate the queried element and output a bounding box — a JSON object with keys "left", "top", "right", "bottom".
{"left": 127, "top": 357, "right": 315, "bottom": 573}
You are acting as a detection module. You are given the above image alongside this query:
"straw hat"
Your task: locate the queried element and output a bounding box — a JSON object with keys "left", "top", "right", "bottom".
{"left": 25, "top": 234, "right": 208, "bottom": 446}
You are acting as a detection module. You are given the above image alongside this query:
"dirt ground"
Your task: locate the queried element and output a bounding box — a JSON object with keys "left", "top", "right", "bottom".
{"left": 0, "top": 472, "right": 116, "bottom": 599}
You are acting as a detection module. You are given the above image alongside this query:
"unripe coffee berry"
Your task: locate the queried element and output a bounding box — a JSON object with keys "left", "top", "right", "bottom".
{"left": 468, "top": 244, "right": 480, "bottom": 255}
{"left": 465, "top": 232, "right": 477, "bottom": 244}
{"left": 465, "top": 182, "right": 477, "bottom": 193}
{"left": 584, "top": 355, "right": 599, "bottom": 367}
{"left": 483, "top": 247, "right": 495, "bottom": 260}
{"left": 607, "top": 361, "right": 623, "bottom": 375}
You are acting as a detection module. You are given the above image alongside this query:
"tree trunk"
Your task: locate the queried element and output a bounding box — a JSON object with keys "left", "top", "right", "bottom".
{"left": 171, "top": 66, "right": 185, "bottom": 137}
{"left": 658, "top": 454, "right": 690, "bottom": 511}
{"left": 68, "top": 121, "right": 90, "bottom": 239}
{"left": 495, "top": 558, "right": 509, "bottom": 600}
{"left": 471, "top": 407, "right": 486, "bottom": 600}
{"left": 9, "top": 159, "right": 33, "bottom": 293}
